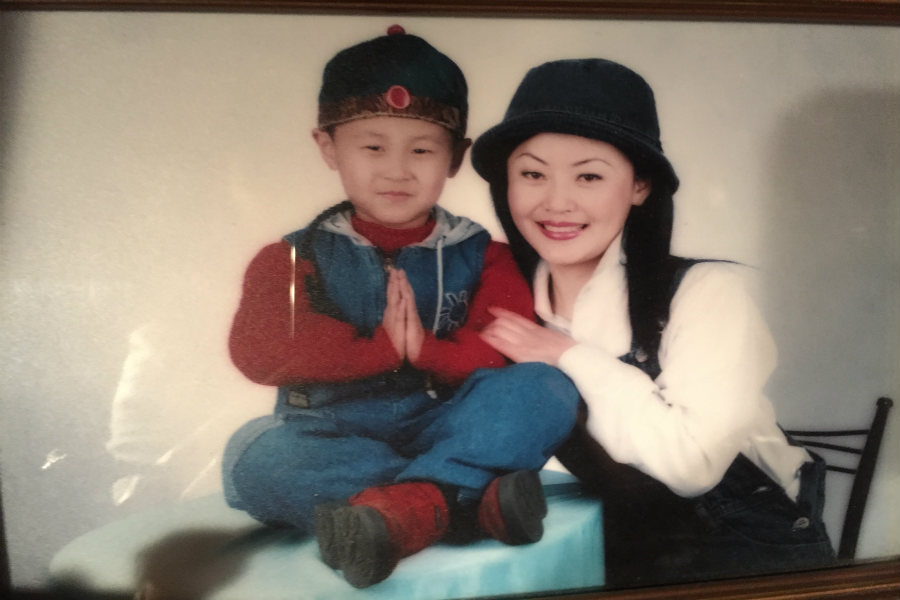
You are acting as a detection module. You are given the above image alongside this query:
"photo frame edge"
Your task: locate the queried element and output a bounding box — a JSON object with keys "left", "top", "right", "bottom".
{"left": 0, "top": 2, "right": 897, "bottom": 600}
{"left": 0, "top": 0, "right": 898, "bottom": 25}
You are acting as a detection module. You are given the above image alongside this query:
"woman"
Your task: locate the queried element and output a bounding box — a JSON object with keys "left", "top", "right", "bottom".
{"left": 472, "top": 58, "right": 835, "bottom": 586}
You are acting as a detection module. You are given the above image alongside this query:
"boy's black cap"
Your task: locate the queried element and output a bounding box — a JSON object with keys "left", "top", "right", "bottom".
{"left": 318, "top": 25, "right": 468, "bottom": 139}
{"left": 472, "top": 59, "right": 678, "bottom": 194}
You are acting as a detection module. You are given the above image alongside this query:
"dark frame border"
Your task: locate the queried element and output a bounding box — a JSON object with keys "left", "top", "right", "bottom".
{"left": 0, "top": 1, "right": 898, "bottom": 599}
{"left": 0, "top": 0, "right": 898, "bottom": 25}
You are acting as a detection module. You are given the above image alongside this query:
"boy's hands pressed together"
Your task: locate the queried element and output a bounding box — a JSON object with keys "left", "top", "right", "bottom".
{"left": 383, "top": 268, "right": 407, "bottom": 359}
{"left": 397, "top": 270, "right": 425, "bottom": 363}
{"left": 382, "top": 268, "right": 425, "bottom": 363}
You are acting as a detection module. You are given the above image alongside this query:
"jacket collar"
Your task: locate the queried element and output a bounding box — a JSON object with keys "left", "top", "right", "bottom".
{"left": 319, "top": 205, "right": 484, "bottom": 249}
{"left": 533, "top": 233, "right": 632, "bottom": 356}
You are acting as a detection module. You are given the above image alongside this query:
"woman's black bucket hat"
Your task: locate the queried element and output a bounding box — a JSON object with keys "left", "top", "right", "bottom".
{"left": 471, "top": 58, "right": 679, "bottom": 195}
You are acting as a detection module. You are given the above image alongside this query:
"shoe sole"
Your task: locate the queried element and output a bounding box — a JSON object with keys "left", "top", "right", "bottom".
{"left": 332, "top": 505, "right": 396, "bottom": 588}
{"left": 497, "top": 470, "right": 547, "bottom": 544}
{"left": 313, "top": 501, "right": 347, "bottom": 569}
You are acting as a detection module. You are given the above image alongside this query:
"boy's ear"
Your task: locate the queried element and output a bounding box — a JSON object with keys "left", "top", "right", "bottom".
{"left": 631, "top": 178, "right": 652, "bottom": 206}
{"left": 447, "top": 138, "right": 472, "bottom": 178}
{"left": 312, "top": 128, "right": 339, "bottom": 171}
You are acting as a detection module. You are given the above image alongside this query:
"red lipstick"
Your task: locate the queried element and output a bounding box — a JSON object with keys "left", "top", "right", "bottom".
{"left": 538, "top": 221, "right": 586, "bottom": 241}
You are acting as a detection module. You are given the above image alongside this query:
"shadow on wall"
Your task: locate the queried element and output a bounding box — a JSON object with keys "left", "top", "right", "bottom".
{"left": 0, "top": 13, "right": 25, "bottom": 187}
{"left": 759, "top": 87, "right": 900, "bottom": 559}
{"left": 760, "top": 86, "right": 900, "bottom": 419}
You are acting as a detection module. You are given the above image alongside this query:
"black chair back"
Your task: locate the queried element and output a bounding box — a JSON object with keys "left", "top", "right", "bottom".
{"left": 784, "top": 396, "right": 893, "bottom": 560}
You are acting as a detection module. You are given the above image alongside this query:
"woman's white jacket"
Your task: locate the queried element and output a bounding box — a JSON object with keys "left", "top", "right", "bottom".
{"left": 537, "top": 235, "right": 809, "bottom": 500}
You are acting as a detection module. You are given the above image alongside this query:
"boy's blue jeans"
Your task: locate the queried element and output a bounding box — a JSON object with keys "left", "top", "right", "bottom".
{"left": 222, "top": 363, "right": 579, "bottom": 533}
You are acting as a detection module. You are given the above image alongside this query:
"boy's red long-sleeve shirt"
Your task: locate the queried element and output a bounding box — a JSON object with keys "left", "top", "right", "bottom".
{"left": 229, "top": 216, "right": 534, "bottom": 388}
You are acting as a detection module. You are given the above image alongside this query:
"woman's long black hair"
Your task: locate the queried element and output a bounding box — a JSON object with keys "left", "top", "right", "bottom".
{"left": 490, "top": 157, "right": 677, "bottom": 365}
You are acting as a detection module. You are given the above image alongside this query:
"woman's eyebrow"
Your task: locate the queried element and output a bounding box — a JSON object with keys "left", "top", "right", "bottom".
{"left": 572, "top": 157, "right": 612, "bottom": 167}
{"left": 512, "top": 151, "right": 547, "bottom": 164}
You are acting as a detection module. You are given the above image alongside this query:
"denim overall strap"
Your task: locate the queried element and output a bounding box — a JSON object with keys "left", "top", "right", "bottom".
{"left": 558, "top": 257, "right": 707, "bottom": 488}
{"left": 618, "top": 257, "right": 706, "bottom": 380}
{"left": 617, "top": 259, "right": 797, "bottom": 509}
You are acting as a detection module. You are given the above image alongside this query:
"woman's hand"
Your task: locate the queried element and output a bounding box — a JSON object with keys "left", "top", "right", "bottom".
{"left": 480, "top": 306, "right": 576, "bottom": 365}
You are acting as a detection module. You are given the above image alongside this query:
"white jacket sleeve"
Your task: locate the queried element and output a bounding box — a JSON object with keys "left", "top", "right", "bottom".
{"left": 556, "top": 263, "right": 778, "bottom": 497}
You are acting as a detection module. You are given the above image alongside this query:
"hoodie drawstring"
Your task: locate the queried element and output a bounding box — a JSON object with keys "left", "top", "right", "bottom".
{"left": 431, "top": 237, "right": 444, "bottom": 334}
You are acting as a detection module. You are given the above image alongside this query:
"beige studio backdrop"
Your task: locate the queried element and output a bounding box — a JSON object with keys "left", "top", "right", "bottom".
{"left": 1, "top": 10, "right": 898, "bottom": 589}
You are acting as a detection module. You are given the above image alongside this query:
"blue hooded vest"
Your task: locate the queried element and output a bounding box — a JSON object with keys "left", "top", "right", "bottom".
{"left": 277, "top": 206, "right": 490, "bottom": 410}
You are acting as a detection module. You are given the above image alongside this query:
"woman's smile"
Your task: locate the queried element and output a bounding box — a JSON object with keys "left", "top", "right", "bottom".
{"left": 507, "top": 133, "right": 650, "bottom": 274}
{"left": 538, "top": 221, "right": 587, "bottom": 240}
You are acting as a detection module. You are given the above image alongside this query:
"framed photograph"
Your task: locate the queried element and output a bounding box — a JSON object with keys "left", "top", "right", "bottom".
{"left": 1, "top": 1, "right": 898, "bottom": 599}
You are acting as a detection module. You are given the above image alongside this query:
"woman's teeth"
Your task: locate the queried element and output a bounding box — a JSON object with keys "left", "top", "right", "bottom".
{"left": 541, "top": 223, "right": 585, "bottom": 231}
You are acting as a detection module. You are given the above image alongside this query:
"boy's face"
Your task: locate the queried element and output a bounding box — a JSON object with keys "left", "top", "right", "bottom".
{"left": 313, "top": 116, "right": 468, "bottom": 229}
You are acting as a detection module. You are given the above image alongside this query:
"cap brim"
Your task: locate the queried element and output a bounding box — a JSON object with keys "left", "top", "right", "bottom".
{"left": 472, "top": 111, "right": 678, "bottom": 194}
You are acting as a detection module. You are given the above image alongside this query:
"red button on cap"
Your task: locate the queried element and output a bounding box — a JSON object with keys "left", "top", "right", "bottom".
{"left": 385, "top": 85, "right": 411, "bottom": 109}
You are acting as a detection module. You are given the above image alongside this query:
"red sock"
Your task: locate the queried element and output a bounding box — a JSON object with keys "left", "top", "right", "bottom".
{"left": 349, "top": 482, "right": 450, "bottom": 558}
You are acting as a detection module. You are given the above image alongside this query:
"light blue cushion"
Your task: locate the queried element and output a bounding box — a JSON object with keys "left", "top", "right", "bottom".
{"left": 50, "top": 471, "right": 603, "bottom": 599}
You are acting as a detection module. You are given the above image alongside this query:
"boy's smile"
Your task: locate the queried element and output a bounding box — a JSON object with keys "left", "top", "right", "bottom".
{"left": 314, "top": 116, "right": 466, "bottom": 229}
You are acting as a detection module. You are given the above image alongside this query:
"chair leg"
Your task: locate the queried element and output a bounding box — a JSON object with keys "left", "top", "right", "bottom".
{"left": 837, "top": 397, "right": 893, "bottom": 560}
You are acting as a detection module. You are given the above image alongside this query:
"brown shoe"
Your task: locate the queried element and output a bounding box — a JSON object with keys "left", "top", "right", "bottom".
{"left": 477, "top": 470, "right": 547, "bottom": 545}
{"left": 315, "top": 482, "right": 450, "bottom": 588}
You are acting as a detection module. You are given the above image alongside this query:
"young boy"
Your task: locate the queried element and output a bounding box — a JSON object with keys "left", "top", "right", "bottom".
{"left": 221, "top": 26, "right": 579, "bottom": 588}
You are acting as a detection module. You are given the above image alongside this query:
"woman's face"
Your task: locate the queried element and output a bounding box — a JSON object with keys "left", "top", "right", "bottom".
{"left": 506, "top": 133, "right": 651, "bottom": 274}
